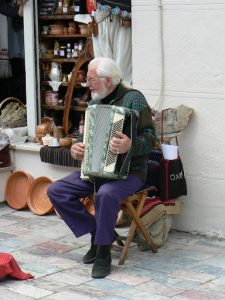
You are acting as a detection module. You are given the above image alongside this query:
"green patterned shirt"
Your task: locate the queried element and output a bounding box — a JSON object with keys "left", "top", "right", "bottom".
{"left": 89, "top": 83, "right": 156, "bottom": 182}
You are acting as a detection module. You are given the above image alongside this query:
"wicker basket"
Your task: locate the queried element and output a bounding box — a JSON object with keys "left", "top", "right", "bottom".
{"left": 0, "top": 97, "right": 27, "bottom": 128}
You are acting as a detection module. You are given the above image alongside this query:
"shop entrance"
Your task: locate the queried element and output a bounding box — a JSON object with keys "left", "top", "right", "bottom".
{"left": 0, "top": 2, "right": 26, "bottom": 104}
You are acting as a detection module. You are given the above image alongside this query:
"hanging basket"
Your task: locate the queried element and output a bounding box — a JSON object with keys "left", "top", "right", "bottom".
{"left": 0, "top": 97, "right": 27, "bottom": 128}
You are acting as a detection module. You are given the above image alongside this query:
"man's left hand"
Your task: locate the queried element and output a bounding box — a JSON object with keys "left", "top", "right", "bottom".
{"left": 110, "top": 131, "right": 131, "bottom": 155}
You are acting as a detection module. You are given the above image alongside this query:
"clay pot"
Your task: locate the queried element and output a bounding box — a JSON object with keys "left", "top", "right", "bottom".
{"left": 68, "top": 22, "right": 76, "bottom": 34}
{"left": 59, "top": 137, "right": 72, "bottom": 148}
{"left": 79, "top": 24, "right": 89, "bottom": 35}
{"left": 27, "top": 176, "right": 54, "bottom": 215}
{"left": 49, "top": 24, "right": 64, "bottom": 35}
{"left": 53, "top": 126, "right": 64, "bottom": 139}
{"left": 42, "top": 134, "right": 53, "bottom": 146}
{"left": 6, "top": 170, "right": 34, "bottom": 210}
{"left": 36, "top": 123, "right": 51, "bottom": 135}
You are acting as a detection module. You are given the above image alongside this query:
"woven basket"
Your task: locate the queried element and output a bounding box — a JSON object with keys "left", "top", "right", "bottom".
{"left": 0, "top": 97, "right": 27, "bottom": 128}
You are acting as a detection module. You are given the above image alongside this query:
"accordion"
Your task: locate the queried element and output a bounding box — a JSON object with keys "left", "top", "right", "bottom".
{"left": 81, "top": 104, "right": 139, "bottom": 180}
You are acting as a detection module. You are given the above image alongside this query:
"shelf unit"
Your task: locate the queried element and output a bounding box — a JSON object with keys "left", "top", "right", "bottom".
{"left": 37, "top": 11, "right": 93, "bottom": 136}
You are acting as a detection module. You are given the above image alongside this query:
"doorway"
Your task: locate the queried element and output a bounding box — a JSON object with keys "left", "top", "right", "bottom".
{"left": 0, "top": 5, "right": 26, "bottom": 104}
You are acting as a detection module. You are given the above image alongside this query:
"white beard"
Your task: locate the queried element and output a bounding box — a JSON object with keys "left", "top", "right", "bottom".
{"left": 91, "top": 83, "right": 110, "bottom": 101}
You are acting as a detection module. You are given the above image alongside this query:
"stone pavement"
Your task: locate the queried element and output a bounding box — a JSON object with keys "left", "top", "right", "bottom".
{"left": 1, "top": 203, "right": 225, "bottom": 300}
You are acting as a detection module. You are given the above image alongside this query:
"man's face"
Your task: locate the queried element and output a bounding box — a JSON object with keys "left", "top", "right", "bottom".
{"left": 86, "top": 67, "right": 110, "bottom": 100}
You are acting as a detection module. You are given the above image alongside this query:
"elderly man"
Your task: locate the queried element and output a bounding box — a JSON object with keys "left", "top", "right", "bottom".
{"left": 48, "top": 57, "right": 156, "bottom": 279}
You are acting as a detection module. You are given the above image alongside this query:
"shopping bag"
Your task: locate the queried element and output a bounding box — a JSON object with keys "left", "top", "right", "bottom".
{"left": 159, "top": 157, "right": 187, "bottom": 201}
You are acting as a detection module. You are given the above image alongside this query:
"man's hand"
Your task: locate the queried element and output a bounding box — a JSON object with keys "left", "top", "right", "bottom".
{"left": 71, "top": 142, "right": 85, "bottom": 160}
{"left": 110, "top": 131, "right": 131, "bottom": 155}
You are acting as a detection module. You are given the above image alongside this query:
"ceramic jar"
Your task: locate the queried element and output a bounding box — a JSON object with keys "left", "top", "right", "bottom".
{"left": 79, "top": 24, "right": 89, "bottom": 35}
{"left": 42, "top": 134, "right": 53, "bottom": 146}
{"left": 53, "top": 126, "right": 64, "bottom": 139}
{"left": 49, "top": 62, "right": 62, "bottom": 82}
{"left": 68, "top": 22, "right": 76, "bottom": 34}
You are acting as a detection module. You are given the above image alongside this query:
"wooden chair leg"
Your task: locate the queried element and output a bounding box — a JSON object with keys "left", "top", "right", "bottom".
{"left": 118, "top": 216, "right": 138, "bottom": 265}
{"left": 118, "top": 191, "right": 158, "bottom": 265}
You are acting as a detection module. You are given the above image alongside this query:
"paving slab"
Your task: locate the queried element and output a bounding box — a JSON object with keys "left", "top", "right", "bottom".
{"left": 1, "top": 202, "right": 225, "bottom": 299}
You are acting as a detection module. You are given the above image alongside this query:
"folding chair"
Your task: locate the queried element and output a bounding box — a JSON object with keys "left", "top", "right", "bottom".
{"left": 117, "top": 188, "right": 158, "bottom": 265}
{"left": 81, "top": 187, "right": 158, "bottom": 265}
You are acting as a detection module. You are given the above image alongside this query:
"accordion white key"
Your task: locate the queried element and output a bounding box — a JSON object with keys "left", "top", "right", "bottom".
{"left": 81, "top": 104, "right": 139, "bottom": 180}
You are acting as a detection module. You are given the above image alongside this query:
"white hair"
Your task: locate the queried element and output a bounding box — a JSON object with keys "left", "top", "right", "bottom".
{"left": 89, "top": 57, "right": 123, "bottom": 86}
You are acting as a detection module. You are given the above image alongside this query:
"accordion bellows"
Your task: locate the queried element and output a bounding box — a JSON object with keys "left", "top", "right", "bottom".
{"left": 81, "top": 105, "right": 138, "bottom": 180}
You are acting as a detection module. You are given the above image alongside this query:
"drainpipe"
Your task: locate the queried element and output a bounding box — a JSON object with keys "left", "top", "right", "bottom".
{"left": 154, "top": 0, "right": 165, "bottom": 112}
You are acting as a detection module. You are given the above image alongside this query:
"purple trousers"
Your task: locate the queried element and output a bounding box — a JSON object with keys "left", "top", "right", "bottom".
{"left": 47, "top": 171, "right": 143, "bottom": 245}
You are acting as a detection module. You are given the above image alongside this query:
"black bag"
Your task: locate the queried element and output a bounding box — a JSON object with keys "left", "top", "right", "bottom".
{"left": 0, "top": 145, "right": 11, "bottom": 168}
{"left": 159, "top": 157, "right": 187, "bottom": 201}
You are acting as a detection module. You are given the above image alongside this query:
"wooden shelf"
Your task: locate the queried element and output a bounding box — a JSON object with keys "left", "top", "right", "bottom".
{"left": 39, "top": 15, "right": 75, "bottom": 20}
{"left": 41, "top": 81, "right": 68, "bottom": 86}
{"left": 40, "top": 58, "right": 78, "bottom": 63}
{"left": 42, "top": 105, "right": 86, "bottom": 112}
{"left": 41, "top": 81, "right": 85, "bottom": 88}
{"left": 41, "top": 34, "right": 88, "bottom": 38}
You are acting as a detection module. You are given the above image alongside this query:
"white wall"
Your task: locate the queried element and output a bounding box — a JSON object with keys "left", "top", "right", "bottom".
{"left": 132, "top": 0, "right": 225, "bottom": 238}
{"left": 23, "top": 1, "right": 38, "bottom": 137}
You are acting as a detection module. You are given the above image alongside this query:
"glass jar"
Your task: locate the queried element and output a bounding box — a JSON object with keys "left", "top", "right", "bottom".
{"left": 60, "top": 46, "right": 67, "bottom": 58}
{"left": 54, "top": 40, "right": 60, "bottom": 57}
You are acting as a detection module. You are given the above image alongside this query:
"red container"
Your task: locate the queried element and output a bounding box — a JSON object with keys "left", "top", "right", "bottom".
{"left": 86, "top": 0, "right": 96, "bottom": 13}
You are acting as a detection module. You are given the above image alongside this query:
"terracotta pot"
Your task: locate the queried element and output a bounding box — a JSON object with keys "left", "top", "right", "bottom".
{"left": 49, "top": 24, "right": 64, "bottom": 35}
{"left": 59, "top": 137, "right": 72, "bottom": 148}
{"left": 6, "top": 170, "right": 34, "bottom": 210}
{"left": 53, "top": 126, "right": 64, "bottom": 139}
{"left": 80, "top": 196, "right": 95, "bottom": 216}
{"left": 68, "top": 22, "right": 76, "bottom": 34}
{"left": 36, "top": 123, "right": 51, "bottom": 135}
{"left": 79, "top": 24, "right": 89, "bottom": 35}
{"left": 27, "top": 176, "right": 54, "bottom": 215}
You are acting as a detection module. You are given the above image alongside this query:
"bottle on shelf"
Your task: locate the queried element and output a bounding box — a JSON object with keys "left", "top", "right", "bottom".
{"left": 73, "top": 42, "right": 79, "bottom": 58}
{"left": 67, "top": 43, "right": 72, "bottom": 58}
{"left": 60, "top": 45, "right": 67, "bottom": 58}
{"left": 54, "top": 40, "right": 60, "bottom": 57}
{"left": 73, "top": 0, "right": 81, "bottom": 14}
{"left": 55, "top": 0, "right": 63, "bottom": 14}
{"left": 79, "top": 114, "right": 84, "bottom": 135}
{"left": 78, "top": 40, "right": 84, "bottom": 52}
{"left": 63, "top": 0, "right": 69, "bottom": 14}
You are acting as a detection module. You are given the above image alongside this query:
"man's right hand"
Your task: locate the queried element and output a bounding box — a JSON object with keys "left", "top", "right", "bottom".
{"left": 71, "top": 142, "right": 85, "bottom": 160}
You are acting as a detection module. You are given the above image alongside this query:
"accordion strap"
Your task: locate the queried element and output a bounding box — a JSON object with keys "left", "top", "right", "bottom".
{"left": 119, "top": 110, "right": 138, "bottom": 177}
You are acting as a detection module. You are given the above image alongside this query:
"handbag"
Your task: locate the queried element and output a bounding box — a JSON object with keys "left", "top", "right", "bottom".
{"left": 159, "top": 156, "right": 187, "bottom": 201}
{"left": 159, "top": 109, "right": 187, "bottom": 201}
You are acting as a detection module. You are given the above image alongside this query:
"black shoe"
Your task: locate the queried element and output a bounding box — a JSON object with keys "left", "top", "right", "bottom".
{"left": 82, "top": 245, "right": 97, "bottom": 264}
{"left": 91, "top": 256, "right": 112, "bottom": 279}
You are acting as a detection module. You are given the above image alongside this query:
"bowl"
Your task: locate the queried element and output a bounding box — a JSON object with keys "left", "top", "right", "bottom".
{"left": 27, "top": 176, "right": 54, "bottom": 215}
{"left": 6, "top": 170, "right": 34, "bottom": 210}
